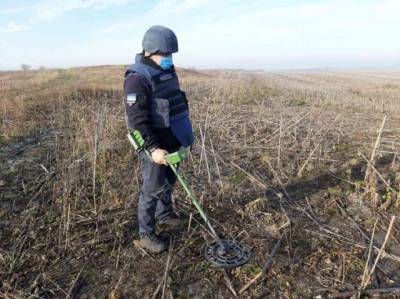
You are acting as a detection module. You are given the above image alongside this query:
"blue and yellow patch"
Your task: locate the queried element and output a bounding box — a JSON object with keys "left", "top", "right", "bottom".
{"left": 126, "top": 93, "right": 137, "bottom": 106}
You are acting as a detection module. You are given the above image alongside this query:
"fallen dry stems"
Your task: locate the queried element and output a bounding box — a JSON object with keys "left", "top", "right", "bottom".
{"left": 297, "top": 115, "right": 340, "bottom": 177}
{"left": 359, "top": 152, "right": 397, "bottom": 194}
{"left": 239, "top": 237, "right": 282, "bottom": 294}
{"left": 222, "top": 269, "right": 238, "bottom": 297}
{"left": 359, "top": 218, "right": 378, "bottom": 294}
{"left": 362, "top": 216, "right": 396, "bottom": 290}
{"left": 364, "top": 115, "right": 386, "bottom": 180}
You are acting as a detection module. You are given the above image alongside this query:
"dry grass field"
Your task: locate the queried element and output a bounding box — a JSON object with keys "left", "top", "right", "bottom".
{"left": 1, "top": 66, "right": 400, "bottom": 298}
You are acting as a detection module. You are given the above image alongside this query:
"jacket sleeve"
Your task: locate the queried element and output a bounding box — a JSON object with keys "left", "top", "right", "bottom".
{"left": 123, "top": 73, "right": 160, "bottom": 151}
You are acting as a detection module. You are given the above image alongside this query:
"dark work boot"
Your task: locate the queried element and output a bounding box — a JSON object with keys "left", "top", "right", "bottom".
{"left": 139, "top": 232, "right": 167, "bottom": 253}
{"left": 156, "top": 213, "right": 183, "bottom": 232}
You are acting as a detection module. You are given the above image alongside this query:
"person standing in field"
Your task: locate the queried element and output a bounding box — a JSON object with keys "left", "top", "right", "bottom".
{"left": 122, "top": 25, "right": 194, "bottom": 253}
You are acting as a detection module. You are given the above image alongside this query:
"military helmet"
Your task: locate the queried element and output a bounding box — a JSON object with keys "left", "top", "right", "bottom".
{"left": 142, "top": 25, "right": 178, "bottom": 54}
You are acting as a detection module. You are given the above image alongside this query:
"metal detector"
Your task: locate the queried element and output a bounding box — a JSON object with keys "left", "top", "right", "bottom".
{"left": 128, "top": 130, "right": 251, "bottom": 268}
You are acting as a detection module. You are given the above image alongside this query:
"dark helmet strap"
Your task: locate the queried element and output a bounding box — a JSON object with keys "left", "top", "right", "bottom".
{"left": 143, "top": 49, "right": 160, "bottom": 58}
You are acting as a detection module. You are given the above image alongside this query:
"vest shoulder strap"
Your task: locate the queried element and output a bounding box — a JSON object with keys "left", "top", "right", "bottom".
{"left": 124, "top": 65, "right": 153, "bottom": 92}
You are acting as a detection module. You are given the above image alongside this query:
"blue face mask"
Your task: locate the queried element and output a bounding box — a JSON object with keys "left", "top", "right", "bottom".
{"left": 159, "top": 55, "right": 173, "bottom": 70}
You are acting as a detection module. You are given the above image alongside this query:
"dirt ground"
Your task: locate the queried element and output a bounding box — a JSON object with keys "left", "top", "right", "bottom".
{"left": 1, "top": 67, "right": 400, "bottom": 298}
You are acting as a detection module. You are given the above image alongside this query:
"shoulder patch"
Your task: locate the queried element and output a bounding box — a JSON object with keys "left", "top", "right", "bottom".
{"left": 126, "top": 93, "right": 137, "bottom": 106}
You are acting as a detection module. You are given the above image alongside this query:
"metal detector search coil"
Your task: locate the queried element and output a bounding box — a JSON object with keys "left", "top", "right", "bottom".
{"left": 205, "top": 239, "right": 252, "bottom": 268}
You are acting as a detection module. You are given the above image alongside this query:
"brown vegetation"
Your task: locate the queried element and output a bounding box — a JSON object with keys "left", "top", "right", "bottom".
{"left": 1, "top": 66, "right": 400, "bottom": 298}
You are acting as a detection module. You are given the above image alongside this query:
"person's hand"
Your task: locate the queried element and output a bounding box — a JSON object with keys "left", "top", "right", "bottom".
{"left": 151, "top": 148, "right": 169, "bottom": 165}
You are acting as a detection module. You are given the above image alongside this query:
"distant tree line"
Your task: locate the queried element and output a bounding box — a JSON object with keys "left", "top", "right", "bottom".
{"left": 20, "top": 64, "right": 46, "bottom": 71}
{"left": 21, "top": 64, "right": 31, "bottom": 71}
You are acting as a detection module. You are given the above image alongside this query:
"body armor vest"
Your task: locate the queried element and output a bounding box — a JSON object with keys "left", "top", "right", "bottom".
{"left": 124, "top": 54, "right": 194, "bottom": 148}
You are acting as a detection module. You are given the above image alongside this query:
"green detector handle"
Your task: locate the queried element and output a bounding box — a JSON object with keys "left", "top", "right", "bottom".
{"left": 127, "top": 130, "right": 145, "bottom": 151}
{"left": 128, "top": 129, "right": 188, "bottom": 163}
{"left": 164, "top": 147, "right": 188, "bottom": 165}
{"left": 127, "top": 130, "right": 188, "bottom": 163}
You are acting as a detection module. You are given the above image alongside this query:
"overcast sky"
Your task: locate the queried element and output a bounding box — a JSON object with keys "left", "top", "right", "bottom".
{"left": 0, "top": 0, "right": 399, "bottom": 70}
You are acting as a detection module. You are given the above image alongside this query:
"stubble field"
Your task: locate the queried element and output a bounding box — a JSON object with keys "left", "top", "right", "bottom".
{"left": 1, "top": 66, "right": 400, "bottom": 298}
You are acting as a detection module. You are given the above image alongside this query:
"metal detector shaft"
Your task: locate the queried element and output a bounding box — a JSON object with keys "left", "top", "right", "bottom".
{"left": 127, "top": 130, "right": 223, "bottom": 246}
{"left": 167, "top": 162, "right": 223, "bottom": 245}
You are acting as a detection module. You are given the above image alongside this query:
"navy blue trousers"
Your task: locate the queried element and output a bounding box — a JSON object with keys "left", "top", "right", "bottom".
{"left": 138, "top": 150, "right": 178, "bottom": 235}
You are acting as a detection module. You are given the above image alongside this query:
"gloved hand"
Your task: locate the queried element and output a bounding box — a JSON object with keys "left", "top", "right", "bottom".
{"left": 151, "top": 148, "right": 169, "bottom": 166}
